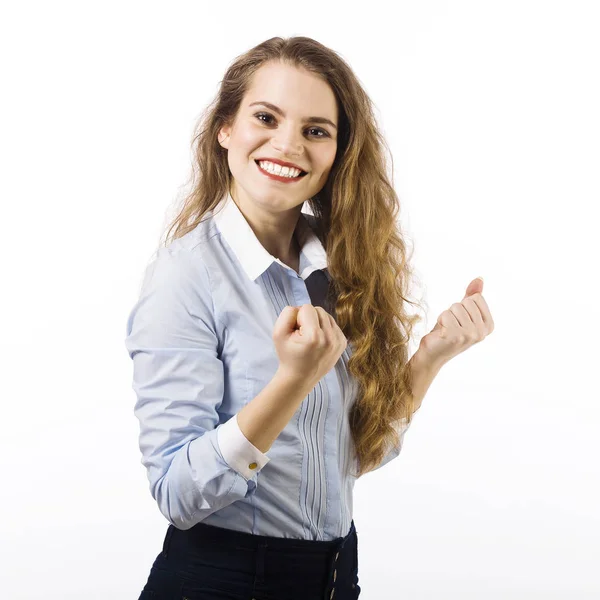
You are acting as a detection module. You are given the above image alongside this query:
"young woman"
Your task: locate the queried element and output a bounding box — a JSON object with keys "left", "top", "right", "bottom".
{"left": 125, "top": 35, "right": 494, "bottom": 600}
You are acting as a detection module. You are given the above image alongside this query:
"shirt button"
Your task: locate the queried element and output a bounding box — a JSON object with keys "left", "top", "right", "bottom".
{"left": 333, "top": 569, "right": 337, "bottom": 582}
{"left": 334, "top": 551, "right": 339, "bottom": 562}
{"left": 249, "top": 462, "right": 258, "bottom": 470}
{"left": 330, "top": 589, "right": 335, "bottom": 599}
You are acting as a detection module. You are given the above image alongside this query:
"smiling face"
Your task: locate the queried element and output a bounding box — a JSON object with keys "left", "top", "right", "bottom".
{"left": 218, "top": 60, "right": 339, "bottom": 215}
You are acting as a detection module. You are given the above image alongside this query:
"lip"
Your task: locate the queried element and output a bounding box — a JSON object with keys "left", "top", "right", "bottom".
{"left": 254, "top": 157, "right": 307, "bottom": 173}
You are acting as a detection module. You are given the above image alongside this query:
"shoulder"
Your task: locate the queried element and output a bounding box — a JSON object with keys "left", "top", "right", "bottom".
{"left": 144, "top": 216, "right": 220, "bottom": 288}
{"left": 140, "top": 229, "right": 218, "bottom": 310}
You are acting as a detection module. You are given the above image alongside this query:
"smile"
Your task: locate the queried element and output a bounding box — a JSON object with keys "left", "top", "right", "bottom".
{"left": 254, "top": 160, "right": 308, "bottom": 183}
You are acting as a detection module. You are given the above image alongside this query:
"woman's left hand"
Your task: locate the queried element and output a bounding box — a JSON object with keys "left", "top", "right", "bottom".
{"left": 418, "top": 277, "right": 494, "bottom": 367}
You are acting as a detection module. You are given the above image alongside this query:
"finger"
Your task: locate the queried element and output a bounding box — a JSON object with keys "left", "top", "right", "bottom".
{"left": 471, "top": 294, "right": 494, "bottom": 332}
{"left": 461, "top": 296, "right": 485, "bottom": 328}
{"left": 437, "top": 309, "right": 459, "bottom": 335}
{"left": 323, "top": 312, "right": 347, "bottom": 354}
{"left": 447, "top": 302, "right": 473, "bottom": 328}
{"left": 297, "top": 304, "right": 320, "bottom": 335}
{"left": 280, "top": 306, "right": 302, "bottom": 334}
{"left": 315, "top": 306, "right": 333, "bottom": 332}
{"left": 316, "top": 307, "right": 339, "bottom": 349}
{"left": 327, "top": 314, "right": 340, "bottom": 334}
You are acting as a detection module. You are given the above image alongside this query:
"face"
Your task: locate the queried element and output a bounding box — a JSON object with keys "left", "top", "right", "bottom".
{"left": 218, "top": 61, "right": 338, "bottom": 215}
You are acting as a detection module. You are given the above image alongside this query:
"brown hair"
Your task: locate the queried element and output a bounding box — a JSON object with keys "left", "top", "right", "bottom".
{"left": 159, "top": 36, "right": 426, "bottom": 478}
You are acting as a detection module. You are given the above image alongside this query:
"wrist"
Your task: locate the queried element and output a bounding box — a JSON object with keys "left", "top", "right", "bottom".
{"left": 411, "top": 347, "right": 447, "bottom": 374}
{"left": 275, "top": 366, "right": 318, "bottom": 392}
{"left": 408, "top": 349, "right": 446, "bottom": 413}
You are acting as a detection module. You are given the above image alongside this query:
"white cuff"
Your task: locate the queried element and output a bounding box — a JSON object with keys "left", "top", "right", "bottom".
{"left": 217, "top": 414, "right": 271, "bottom": 481}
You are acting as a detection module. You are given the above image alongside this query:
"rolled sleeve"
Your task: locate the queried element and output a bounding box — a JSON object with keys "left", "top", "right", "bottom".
{"left": 217, "top": 414, "right": 271, "bottom": 480}
{"left": 124, "top": 246, "right": 258, "bottom": 530}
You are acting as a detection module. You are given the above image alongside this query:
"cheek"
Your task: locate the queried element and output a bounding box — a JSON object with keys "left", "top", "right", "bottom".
{"left": 317, "top": 150, "right": 337, "bottom": 177}
{"left": 237, "top": 124, "right": 267, "bottom": 151}
{"left": 313, "top": 148, "right": 337, "bottom": 184}
{"left": 319, "top": 145, "right": 337, "bottom": 169}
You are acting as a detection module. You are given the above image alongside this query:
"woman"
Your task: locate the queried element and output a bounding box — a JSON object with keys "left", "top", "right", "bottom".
{"left": 124, "top": 35, "right": 494, "bottom": 600}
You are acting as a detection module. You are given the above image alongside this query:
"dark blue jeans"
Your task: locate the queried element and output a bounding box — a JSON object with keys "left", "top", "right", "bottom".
{"left": 138, "top": 520, "right": 361, "bottom": 599}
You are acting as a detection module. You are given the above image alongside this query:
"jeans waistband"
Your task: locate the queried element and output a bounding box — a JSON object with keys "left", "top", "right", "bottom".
{"left": 182, "top": 520, "right": 356, "bottom": 554}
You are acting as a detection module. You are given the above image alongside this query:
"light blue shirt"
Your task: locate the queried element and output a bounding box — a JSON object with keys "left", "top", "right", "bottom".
{"left": 124, "top": 192, "right": 409, "bottom": 540}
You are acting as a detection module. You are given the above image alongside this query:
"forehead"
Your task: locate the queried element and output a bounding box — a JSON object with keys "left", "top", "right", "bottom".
{"left": 245, "top": 62, "right": 338, "bottom": 123}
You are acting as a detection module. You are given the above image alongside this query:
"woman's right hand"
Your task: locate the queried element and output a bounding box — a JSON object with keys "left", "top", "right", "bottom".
{"left": 273, "top": 304, "right": 349, "bottom": 385}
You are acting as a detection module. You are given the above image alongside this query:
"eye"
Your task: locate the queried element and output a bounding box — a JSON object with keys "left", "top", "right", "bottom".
{"left": 306, "top": 127, "right": 329, "bottom": 138}
{"left": 254, "top": 112, "right": 330, "bottom": 138}
{"left": 255, "top": 112, "right": 276, "bottom": 125}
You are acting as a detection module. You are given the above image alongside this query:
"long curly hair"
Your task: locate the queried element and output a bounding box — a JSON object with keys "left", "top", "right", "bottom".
{"left": 159, "top": 36, "right": 427, "bottom": 478}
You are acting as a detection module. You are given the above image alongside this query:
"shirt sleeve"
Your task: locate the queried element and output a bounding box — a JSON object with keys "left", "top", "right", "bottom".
{"left": 124, "top": 246, "right": 270, "bottom": 530}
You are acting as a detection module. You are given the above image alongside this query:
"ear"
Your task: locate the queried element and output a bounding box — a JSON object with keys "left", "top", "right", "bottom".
{"left": 218, "top": 125, "right": 231, "bottom": 149}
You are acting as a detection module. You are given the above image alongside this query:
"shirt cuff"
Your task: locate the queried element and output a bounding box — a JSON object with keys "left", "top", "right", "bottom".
{"left": 217, "top": 414, "right": 271, "bottom": 480}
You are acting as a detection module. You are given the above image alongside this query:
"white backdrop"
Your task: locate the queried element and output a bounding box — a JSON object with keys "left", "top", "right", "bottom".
{"left": 1, "top": 1, "right": 599, "bottom": 598}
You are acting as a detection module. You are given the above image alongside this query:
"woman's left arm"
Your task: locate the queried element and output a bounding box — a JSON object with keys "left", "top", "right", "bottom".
{"left": 411, "top": 275, "right": 495, "bottom": 412}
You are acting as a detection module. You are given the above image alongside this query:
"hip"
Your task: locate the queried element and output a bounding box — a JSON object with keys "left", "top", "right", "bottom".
{"left": 138, "top": 519, "right": 361, "bottom": 600}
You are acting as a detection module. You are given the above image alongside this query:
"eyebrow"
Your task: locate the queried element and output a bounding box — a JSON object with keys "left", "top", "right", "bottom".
{"left": 248, "top": 101, "right": 338, "bottom": 130}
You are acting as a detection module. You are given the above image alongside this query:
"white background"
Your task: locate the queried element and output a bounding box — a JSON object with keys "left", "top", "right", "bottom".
{"left": 1, "top": 1, "right": 599, "bottom": 598}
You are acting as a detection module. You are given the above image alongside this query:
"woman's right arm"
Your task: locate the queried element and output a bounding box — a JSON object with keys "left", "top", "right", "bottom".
{"left": 124, "top": 247, "right": 309, "bottom": 530}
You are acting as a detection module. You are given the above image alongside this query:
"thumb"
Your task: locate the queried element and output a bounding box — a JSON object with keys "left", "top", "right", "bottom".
{"left": 463, "top": 276, "right": 484, "bottom": 300}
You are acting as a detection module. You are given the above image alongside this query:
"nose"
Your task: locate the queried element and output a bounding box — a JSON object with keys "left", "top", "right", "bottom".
{"left": 270, "top": 124, "right": 304, "bottom": 157}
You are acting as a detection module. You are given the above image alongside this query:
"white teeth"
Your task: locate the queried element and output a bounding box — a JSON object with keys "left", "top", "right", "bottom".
{"left": 257, "top": 160, "right": 302, "bottom": 178}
